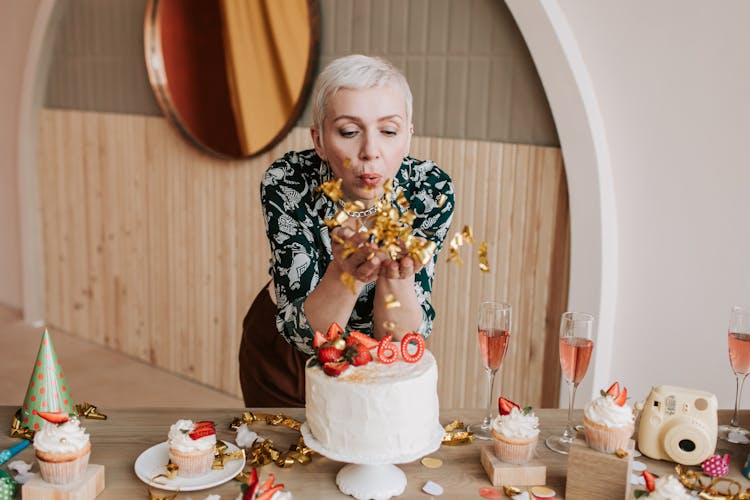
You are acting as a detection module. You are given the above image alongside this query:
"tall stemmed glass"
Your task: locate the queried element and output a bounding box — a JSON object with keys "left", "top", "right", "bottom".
{"left": 546, "top": 311, "right": 594, "bottom": 454}
{"left": 719, "top": 306, "right": 750, "bottom": 443}
{"left": 467, "top": 301, "right": 512, "bottom": 440}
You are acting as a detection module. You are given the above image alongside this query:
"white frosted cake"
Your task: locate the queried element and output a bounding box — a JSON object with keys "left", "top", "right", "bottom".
{"left": 305, "top": 349, "right": 442, "bottom": 461}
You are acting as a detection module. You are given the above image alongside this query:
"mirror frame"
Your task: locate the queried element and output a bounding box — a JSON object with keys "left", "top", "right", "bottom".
{"left": 143, "top": 0, "right": 320, "bottom": 160}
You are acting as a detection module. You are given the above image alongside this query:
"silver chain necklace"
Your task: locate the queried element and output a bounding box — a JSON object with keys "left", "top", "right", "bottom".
{"left": 338, "top": 199, "right": 380, "bottom": 218}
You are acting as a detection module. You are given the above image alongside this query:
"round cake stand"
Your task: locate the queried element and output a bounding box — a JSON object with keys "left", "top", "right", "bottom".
{"left": 300, "top": 422, "right": 444, "bottom": 500}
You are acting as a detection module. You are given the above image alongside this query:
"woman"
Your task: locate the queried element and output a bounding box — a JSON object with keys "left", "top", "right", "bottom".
{"left": 239, "top": 55, "right": 455, "bottom": 407}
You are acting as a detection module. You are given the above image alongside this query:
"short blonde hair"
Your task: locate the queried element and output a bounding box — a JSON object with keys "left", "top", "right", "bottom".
{"left": 311, "top": 55, "right": 413, "bottom": 132}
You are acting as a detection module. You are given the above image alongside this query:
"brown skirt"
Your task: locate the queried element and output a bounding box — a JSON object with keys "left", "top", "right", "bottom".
{"left": 239, "top": 282, "right": 308, "bottom": 407}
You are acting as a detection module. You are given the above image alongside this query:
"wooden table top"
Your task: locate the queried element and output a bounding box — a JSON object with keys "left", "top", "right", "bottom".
{"left": 2, "top": 407, "right": 749, "bottom": 499}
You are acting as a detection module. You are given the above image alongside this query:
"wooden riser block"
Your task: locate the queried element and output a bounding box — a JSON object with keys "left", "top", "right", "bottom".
{"left": 480, "top": 446, "right": 547, "bottom": 486}
{"left": 22, "top": 464, "right": 104, "bottom": 500}
{"left": 565, "top": 439, "right": 633, "bottom": 500}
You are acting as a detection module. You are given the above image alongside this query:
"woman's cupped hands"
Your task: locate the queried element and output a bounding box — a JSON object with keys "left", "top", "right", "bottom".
{"left": 330, "top": 226, "right": 424, "bottom": 284}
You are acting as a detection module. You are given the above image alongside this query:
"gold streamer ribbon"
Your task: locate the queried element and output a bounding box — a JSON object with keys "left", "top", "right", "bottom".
{"left": 75, "top": 402, "right": 108, "bottom": 420}
{"left": 441, "top": 420, "right": 475, "bottom": 446}
{"left": 9, "top": 409, "right": 34, "bottom": 440}
{"left": 150, "top": 461, "right": 179, "bottom": 483}
{"left": 148, "top": 487, "right": 178, "bottom": 500}
{"left": 676, "top": 464, "right": 750, "bottom": 499}
{"left": 230, "top": 412, "right": 315, "bottom": 469}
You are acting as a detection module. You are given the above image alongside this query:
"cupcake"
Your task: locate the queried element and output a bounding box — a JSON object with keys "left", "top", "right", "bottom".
{"left": 167, "top": 419, "right": 217, "bottom": 477}
{"left": 33, "top": 412, "right": 91, "bottom": 485}
{"left": 491, "top": 397, "right": 540, "bottom": 464}
{"left": 583, "top": 381, "right": 635, "bottom": 453}
{"left": 641, "top": 471, "right": 692, "bottom": 499}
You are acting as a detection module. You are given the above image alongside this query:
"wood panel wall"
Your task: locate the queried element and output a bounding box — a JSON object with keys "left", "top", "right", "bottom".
{"left": 37, "top": 109, "right": 568, "bottom": 408}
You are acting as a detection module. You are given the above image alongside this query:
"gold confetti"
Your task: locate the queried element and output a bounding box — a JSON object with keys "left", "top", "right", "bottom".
{"left": 530, "top": 486, "right": 556, "bottom": 498}
{"left": 441, "top": 420, "right": 475, "bottom": 445}
{"left": 343, "top": 157, "right": 351, "bottom": 168}
{"left": 317, "top": 178, "right": 344, "bottom": 202}
{"left": 385, "top": 294, "right": 401, "bottom": 309}
{"left": 436, "top": 194, "right": 447, "bottom": 207}
{"left": 446, "top": 247, "right": 463, "bottom": 265}
{"left": 341, "top": 241, "right": 358, "bottom": 260}
{"left": 478, "top": 241, "right": 490, "bottom": 272}
{"left": 421, "top": 457, "right": 443, "bottom": 468}
{"left": 396, "top": 189, "right": 409, "bottom": 209}
{"left": 461, "top": 225, "right": 475, "bottom": 244}
{"left": 340, "top": 272, "right": 356, "bottom": 294}
{"left": 615, "top": 448, "right": 628, "bottom": 458}
{"left": 382, "top": 320, "right": 397, "bottom": 332}
{"left": 503, "top": 486, "right": 522, "bottom": 496}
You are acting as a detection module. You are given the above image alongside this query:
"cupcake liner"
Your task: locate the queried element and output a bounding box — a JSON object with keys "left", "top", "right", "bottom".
{"left": 492, "top": 433, "right": 538, "bottom": 464}
{"left": 169, "top": 447, "right": 215, "bottom": 478}
{"left": 37, "top": 449, "right": 90, "bottom": 485}
{"left": 583, "top": 416, "right": 634, "bottom": 454}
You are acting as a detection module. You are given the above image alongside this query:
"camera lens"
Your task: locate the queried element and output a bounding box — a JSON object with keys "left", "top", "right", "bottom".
{"left": 678, "top": 439, "right": 696, "bottom": 452}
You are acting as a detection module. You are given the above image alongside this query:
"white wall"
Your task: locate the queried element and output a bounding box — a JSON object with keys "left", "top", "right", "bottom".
{"left": 508, "top": 0, "right": 750, "bottom": 409}
{"left": 0, "top": 1, "right": 41, "bottom": 309}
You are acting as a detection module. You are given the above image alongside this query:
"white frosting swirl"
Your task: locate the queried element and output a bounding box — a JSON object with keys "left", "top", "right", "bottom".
{"left": 167, "top": 419, "right": 216, "bottom": 452}
{"left": 584, "top": 395, "right": 634, "bottom": 428}
{"left": 491, "top": 407, "right": 540, "bottom": 440}
{"left": 648, "top": 475, "right": 691, "bottom": 500}
{"left": 33, "top": 416, "right": 89, "bottom": 454}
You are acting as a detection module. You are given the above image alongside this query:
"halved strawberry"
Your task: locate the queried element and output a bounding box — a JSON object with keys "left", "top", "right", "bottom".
{"left": 614, "top": 386, "right": 628, "bottom": 407}
{"left": 606, "top": 382, "right": 620, "bottom": 398}
{"left": 347, "top": 331, "right": 379, "bottom": 350}
{"left": 188, "top": 426, "right": 216, "bottom": 440}
{"left": 37, "top": 411, "right": 69, "bottom": 424}
{"left": 323, "top": 360, "right": 350, "bottom": 377}
{"left": 326, "top": 322, "right": 345, "bottom": 340}
{"left": 498, "top": 397, "right": 520, "bottom": 416}
{"left": 642, "top": 470, "right": 656, "bottom": 492}
{"left": 318, "top": 346, "right": 344, "bottom": 363}
{"left": 350, "top": 344, "right": 373, "bottom": 366}
{"left": 313, "top": 330, "right": 328, "bottom": 349}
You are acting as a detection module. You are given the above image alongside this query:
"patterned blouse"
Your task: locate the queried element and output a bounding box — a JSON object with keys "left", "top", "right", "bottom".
{"left": 261, "top": 149, "right": 455, "bottom": 355}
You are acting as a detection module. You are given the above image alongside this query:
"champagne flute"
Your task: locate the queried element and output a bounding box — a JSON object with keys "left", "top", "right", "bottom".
{"left": 546, "top": 311, "right": 594, "bottom": 454}
{"left": 467, "top": 301, "right": 511, "bottom": 440}
{"left": 719, "top": 305, "right": 750, "bottom": 443}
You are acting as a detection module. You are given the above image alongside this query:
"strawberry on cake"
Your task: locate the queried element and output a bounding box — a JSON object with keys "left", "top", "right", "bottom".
{"left": 167, "top": 419, "right": 217, "bottom": 477}
{"left": 305, "top": 324, "right": 442, "bottom": 461}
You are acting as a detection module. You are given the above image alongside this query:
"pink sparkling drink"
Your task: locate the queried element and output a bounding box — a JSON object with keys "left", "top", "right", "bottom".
{"left": 729, "top": 331, "right": 750, "bottom": 375}
{"left": 559, "top": 336, "right": 593, "bottom": 384}
{"left": 478, "top": 329, "right": 510, "bottom": 370}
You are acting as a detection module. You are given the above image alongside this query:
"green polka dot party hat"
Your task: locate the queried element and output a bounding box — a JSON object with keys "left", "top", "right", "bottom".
{"left": 20, "top": 329, "right": 75, "bottom": 433}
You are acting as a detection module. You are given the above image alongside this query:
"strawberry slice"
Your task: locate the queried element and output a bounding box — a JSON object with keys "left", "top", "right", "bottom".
{"left": 323, "top": 360, "right": 350, "bottom": 377}
{"left": 37, "top": 411, "right": 69, "bottom": 424}
{"left": 606, "top": 382, "right": 620, "bottom": 398}
{"left": 498, "top": 397, "right": 520, "bottom": 416}
{"left": 642, "top": 470, "right": 656, "bottom": 492}
{"left": 614, "top": 386, "right": 628, "bottom": 406}
{"left": 347, "top": 331, "right": 379, "bottom": 350}
{"left": 188, "top": 426, "right": 216, "bottom": 440}
{"left": 257, "top": 484, "right": 284, "bottom": 500}
{"left": 194, "top": 420, "right": 215, "bottom": 428}
{"left": 242, "top": 468, "right": 259, "bottom": 499}
{"left": 317, "top": 346, "right": 344, "bottom": 363}
{"left": 326, "top": 322, "right": 345, "bottom": 340}
{"left": 313, "top": 330, "right": 328, "bottom": 349}
{"left": 351, "top": 344, "right": 373, "bottom": 366}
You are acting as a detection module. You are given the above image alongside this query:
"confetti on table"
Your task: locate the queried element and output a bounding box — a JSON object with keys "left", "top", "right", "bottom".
{"left": 420, "top": 457, "right": 443, "bottom": 468}
{"left": 530, "top": 485, "right": 556, "bottom": 498}
{"left": 631, "top": 460, "right": 647, "bottom": 472}
{"left": 479, "top": 487, "right": 503, "bottom": 499}
{"left": 422, "top": 480, "right": 444, "bottom": 496}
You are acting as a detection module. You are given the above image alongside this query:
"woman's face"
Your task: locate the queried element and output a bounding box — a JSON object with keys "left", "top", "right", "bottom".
{"left": 312, "top": 85, "right": 413, "bottom": 206}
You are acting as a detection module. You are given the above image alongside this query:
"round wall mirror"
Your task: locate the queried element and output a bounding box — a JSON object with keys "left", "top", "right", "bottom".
{"left": 144, "top": 0, "right": 319, "bottom": 159}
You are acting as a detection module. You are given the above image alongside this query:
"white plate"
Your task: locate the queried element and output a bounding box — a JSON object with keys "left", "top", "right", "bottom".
{"left": 134, "top": 441, "right": 245, "bottom": 491}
